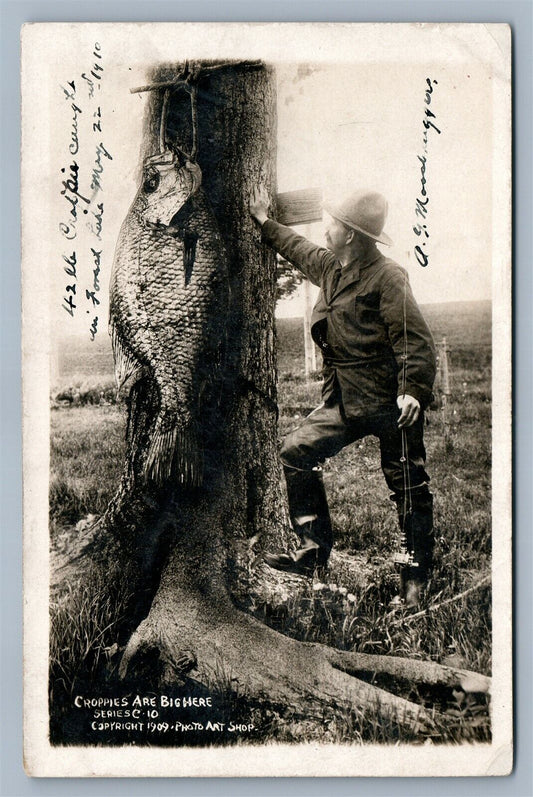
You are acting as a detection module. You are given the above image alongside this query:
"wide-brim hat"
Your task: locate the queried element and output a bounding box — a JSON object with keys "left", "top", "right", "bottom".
{"left": 323, "top": 189, "right": 393, "bottom": 246}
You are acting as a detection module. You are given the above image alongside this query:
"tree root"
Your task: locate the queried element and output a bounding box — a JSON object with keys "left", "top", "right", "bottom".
{"left": 325, "top": 650, "right": 491, "bottom": 694}
{"left": 119, "top": 621, "right": 198, "bottom": 685}
{"left": 52, "top": 514, "right": 491, "bottom": 734}
{"left": 117, "top": 588, "right": 450, "bottom": 731}
{"left": 50, "top": 516, "right": 105, "bottom": 591}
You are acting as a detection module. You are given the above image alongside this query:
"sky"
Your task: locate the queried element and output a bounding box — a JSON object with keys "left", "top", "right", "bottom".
{"left": 274, "top": 60, "right": 493, "bottom": 315}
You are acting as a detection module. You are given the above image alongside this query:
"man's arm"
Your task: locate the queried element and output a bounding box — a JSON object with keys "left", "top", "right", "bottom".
{"left": 380, "top": 269, "right": 437, "bottom": 423}
{"left": 249, "top": 186, "right": 336, "bottom": 286}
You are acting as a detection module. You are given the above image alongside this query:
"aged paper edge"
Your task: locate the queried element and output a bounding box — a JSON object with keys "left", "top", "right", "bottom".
{"left": 21, "top": 21, "right": 512, "bottom": 777}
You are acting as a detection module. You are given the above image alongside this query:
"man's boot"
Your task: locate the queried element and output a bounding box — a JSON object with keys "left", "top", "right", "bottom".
{"left": 263, "top": 465, "right": 333, "bottom": 577}
{"left": 392, "top": 486, "right": 434, "bottom": 607}
{"left": 263, "top": 523, "right": 330, "bottom": 576}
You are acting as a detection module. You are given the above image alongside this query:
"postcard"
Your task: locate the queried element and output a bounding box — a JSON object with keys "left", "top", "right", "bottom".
{"left": 22, "top": 22, "right": 512, "bottom": 777}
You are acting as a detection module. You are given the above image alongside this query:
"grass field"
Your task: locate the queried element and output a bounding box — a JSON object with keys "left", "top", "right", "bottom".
{"left": 49, "top": 300, "right": 492, "bottom": 744}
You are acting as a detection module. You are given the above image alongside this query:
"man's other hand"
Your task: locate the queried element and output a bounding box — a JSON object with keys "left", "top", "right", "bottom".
{"left": 249, "top": 185, "right": 270, "bottom": 226}
{"left": 397, "top": 394, "right": 420, "bottom": 428}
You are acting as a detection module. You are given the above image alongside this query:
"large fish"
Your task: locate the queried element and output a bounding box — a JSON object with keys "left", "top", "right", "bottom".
{"left": 109, "top": 148, "right": 228, "bottom": 486}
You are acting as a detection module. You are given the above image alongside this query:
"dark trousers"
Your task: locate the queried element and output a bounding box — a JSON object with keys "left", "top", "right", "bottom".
{"left": 280, "top": 402, "right": 434, "bottom": 575}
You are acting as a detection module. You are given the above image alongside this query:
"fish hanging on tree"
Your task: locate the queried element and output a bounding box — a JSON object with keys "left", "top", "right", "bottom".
{"left": 109, "top": 148, "right": 228, "bottom": 487}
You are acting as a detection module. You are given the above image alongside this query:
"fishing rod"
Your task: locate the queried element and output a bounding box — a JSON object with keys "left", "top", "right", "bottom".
{"left": 391, "top": 269, "right": 418, "bottom": 572}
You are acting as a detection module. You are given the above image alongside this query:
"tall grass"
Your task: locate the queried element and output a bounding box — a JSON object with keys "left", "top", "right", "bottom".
{"left": 49, "top": 406, "right": 125, "bottom": 538}
{"left": 49, "top": 567, "right": 133, "bottom": 698}
{"left": 49, "top": 563, "right": 135, "bottom": 743}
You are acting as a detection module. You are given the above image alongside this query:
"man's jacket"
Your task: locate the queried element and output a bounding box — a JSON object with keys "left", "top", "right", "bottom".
{"left": 262, "top": 219, "right": 436, "bottom": 417}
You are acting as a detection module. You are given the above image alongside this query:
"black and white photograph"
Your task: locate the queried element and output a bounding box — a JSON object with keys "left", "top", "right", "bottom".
{"left": 21, "top": 22, "right": 512, "bottom": 777}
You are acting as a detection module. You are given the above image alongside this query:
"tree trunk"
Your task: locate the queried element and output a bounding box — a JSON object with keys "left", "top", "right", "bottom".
{"left": 95, "top": 62, "right": 289, "bottom": 609}
{"left": 53, "top": 62, "right": 489, "bottom": 733}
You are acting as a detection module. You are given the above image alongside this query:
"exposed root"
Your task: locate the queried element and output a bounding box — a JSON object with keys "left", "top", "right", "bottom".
{"left": 50, "top": 517, "right": 109, "bottom": 592}
{"left": 118, "top": 589, "right": 444, "bottom": 731}
{"left": 119, "top": 619, "right": 198, "bottom": 684}
{"left": 326, "top": 650, "right": 491, "bottom": 694}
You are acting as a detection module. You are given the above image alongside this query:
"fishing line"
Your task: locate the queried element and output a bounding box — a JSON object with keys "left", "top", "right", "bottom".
{"left": 190, "top": 84, "right": 199, "bottom": 161}
{"left": 400, "top": 269, "right": 413, "bottom": 555}
{"left": 159, "top": 89, "right": 170, "bottom": 153}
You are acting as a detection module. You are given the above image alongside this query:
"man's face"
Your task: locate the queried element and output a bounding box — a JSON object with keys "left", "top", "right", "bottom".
{"left": 324, "top": 214, "right": 351, "bottom": 255}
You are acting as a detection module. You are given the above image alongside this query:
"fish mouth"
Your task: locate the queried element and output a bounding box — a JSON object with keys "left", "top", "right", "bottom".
{"left": 145, "top": 197, "right": 196, "bottom": 234}
{"left": 144, "top": 199, "right": 186, "bottom": 230}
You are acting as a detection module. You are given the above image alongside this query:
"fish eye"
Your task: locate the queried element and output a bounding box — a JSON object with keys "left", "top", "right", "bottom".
{"left": 143, "top": 171, "right": 160, "bottom": 194}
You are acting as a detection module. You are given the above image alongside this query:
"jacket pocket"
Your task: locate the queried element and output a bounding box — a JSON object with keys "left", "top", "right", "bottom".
{"left": 354, "top": 292, "right": 381, "bottom": 331}
{"left": 340, "top": 356, "right": 398, "bottom": 415}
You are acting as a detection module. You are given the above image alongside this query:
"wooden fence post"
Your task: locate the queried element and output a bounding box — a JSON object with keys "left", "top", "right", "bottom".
{"left": 439, "top": 337, "right": 451, "bottom": 406}
{"left": 436, "top": 337, "right": 452, "bottom": 441}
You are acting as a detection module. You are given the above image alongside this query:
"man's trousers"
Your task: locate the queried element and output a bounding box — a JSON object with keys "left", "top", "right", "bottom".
{"left": 280, "top": 402, "right": 434, "bottom": 577}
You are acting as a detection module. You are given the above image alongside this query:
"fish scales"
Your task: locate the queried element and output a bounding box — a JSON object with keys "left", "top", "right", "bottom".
{"left": 109, "top": 151, "right": 228, "bottom": 486}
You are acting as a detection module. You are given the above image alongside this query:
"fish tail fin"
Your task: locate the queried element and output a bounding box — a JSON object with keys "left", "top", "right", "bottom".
{"left": 144, "top": 418, "right": 203, "bottom": 487}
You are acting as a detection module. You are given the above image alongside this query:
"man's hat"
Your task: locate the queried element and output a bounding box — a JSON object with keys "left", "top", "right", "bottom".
{"left": 323, "top": 190, "right": 393, "bottom": 246}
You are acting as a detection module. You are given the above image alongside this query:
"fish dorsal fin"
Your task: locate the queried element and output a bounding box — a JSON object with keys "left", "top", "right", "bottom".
{"left": 110, "top": 323, "right": 145, "bottom": 395}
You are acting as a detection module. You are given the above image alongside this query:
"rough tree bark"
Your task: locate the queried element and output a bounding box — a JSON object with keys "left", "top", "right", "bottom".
{"left": 55, "top": 62, "right": 489, "bottom": 732}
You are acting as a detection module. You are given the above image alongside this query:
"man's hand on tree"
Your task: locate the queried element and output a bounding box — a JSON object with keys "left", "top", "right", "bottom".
{"left": 249, "top": 185, "right": 270, "bottom": 226}
{"left": 397, "top": 394, "right": 420, "bottom": 428}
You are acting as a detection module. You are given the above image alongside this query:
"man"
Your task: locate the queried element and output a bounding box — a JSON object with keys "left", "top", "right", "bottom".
{"left": 249, "top": 186, "right": 437, "bottom": 607}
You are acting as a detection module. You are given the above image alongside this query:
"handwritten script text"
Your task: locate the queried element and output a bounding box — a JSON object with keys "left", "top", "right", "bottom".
{"left": 412, "top": 78, "right": 441, "bottom": 267}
